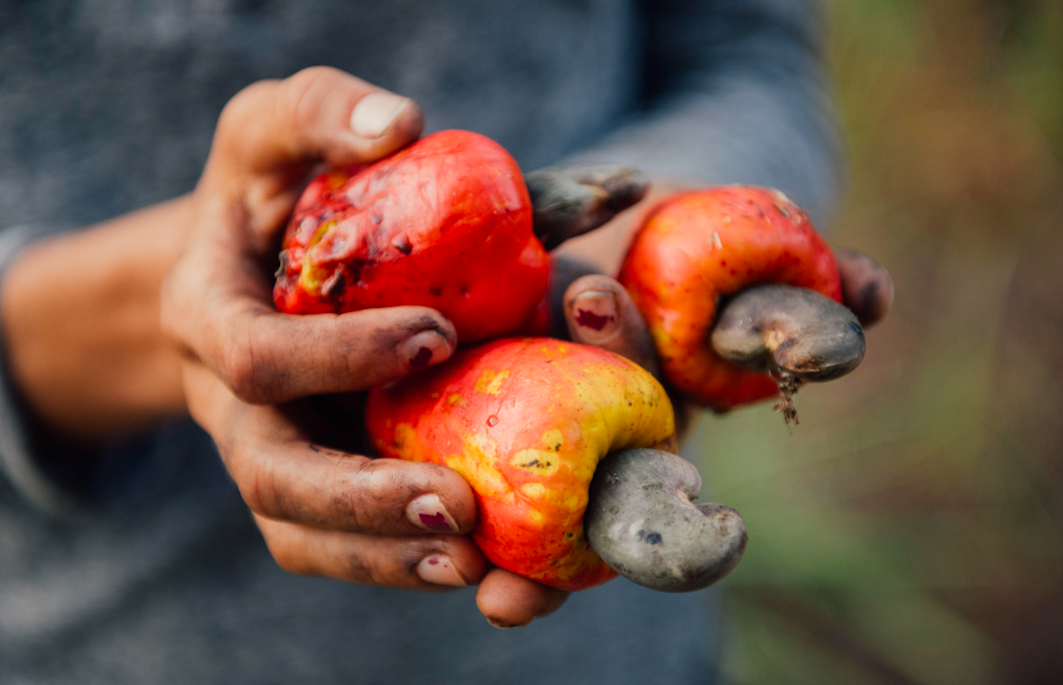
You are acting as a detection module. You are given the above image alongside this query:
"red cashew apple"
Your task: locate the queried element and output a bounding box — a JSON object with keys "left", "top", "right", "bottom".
{"left": 618, "top": 186, "right": 867, "bottom": 414}
{"left": 273, "top": 129, "right": 550, "bottom": 342}
{"left": 366, "top": 338, "right": 747, "bottom": 592}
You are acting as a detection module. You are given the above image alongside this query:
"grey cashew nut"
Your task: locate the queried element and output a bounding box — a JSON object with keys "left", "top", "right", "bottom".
{"left": 525, "top": 165, "right": 650, "bottom": 250}
{"left": 710, "top": 285, "right": 866, "bottom": 382}
{"left": 585, "top": 448, "right": 747, "bottom": 593}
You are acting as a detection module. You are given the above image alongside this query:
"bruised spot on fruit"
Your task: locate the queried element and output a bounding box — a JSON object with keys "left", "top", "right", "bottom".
{"left": 274, "top": 251, "right": 289, "bottom": 279}
{"left": 511, "top": 449, "right": 560, "bottom": 477}
{"left": 321, "top": 266, "right": 347, "bottom": 300}
{"left": 392, "top": 423, "right": 417, "bottom": 459}
{"left": 475, "top": 369, "right": 510, "bottom": 395}
{"left": 428, "top": 286, "right": 443, "bottom": 297}
{"left": 391, "top": 235, "right": 413, "bottom": 255}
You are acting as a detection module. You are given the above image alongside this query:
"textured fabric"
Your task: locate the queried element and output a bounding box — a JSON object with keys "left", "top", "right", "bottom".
{"left": 0, "top": 0, "right": 838, "bottom": 682}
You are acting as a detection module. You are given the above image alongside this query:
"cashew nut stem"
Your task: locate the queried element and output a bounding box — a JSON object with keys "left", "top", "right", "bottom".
{"left": 585, "top": 448, "right": 747, "bottom": 593}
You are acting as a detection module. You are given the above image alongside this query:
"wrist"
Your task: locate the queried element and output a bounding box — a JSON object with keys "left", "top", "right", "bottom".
{"left": 0, "top": 196, "right": 192, "bottom": 443}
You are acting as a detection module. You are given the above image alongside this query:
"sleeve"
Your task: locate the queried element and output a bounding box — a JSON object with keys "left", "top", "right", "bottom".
{"left": 0, "top": 226, "right": 81, "bottom": 516}
{"left": 568, "top": 0, "right": 843, "bottom": 229}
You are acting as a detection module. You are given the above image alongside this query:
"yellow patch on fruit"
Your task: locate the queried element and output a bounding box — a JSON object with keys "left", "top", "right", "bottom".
{"left": 298, "top": 219, "right": 338, "bottom": 293}
{"left": 540, "top": 429, "right": 563, "bottom": 452}
{"left": 510, "top": 449, "right": 560, "bottom": 477}
{"left": 446, "top": 433, "right": 513, "bottom": 501}
{"left": 554, "top": 357, "right": 676, "bottom": 485}
{"left": 446, "top": 393, "right": 465, "bottom": 407}
{"left": 521, "top": 483, "right": 547, "bottom": 499}
{"left": 474, "top": 369, "right": 510, "bottom": 396}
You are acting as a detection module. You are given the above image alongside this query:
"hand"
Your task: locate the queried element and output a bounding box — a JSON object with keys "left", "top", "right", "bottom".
{"left": 161, "top": 68, "right": 515, "bottom": 616}
{"left": 159, "top": 69, "right": 640, "bottom": 630}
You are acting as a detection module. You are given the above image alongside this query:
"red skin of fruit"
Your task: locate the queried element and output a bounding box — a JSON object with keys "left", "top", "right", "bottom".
{"left": 617, "top": 186, "right": 843, "bottom": 410}
{"left": 273, "top": 130, "right": 550, "bottom": 342}
{"left": 365, "top": 338, "right": 677, "bottom": 592}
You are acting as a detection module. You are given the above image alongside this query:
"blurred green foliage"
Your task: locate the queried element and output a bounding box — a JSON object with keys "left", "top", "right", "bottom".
{"left": 694, "top": 1, "right": 1063, "bottom": 683}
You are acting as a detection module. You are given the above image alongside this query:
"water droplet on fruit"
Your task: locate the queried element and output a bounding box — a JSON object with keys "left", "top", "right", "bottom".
{"left": 487, "top": 415, "right": 499, "bottom": 427}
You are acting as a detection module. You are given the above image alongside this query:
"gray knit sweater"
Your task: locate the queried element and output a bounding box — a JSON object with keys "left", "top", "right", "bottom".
{"left": 0, "top": 1, "right": 840, "bottom": 682}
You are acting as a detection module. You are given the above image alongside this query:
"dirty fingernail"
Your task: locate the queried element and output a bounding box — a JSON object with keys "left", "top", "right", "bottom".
{"left": 400, "top": 331, "right": 453, "bottom": 371}
{"left": 570, "top": 290, "right": 619, "bottom": 342}
{"left": 417, "top": 554, "right": 468, "bottom": 587}
{"left": 407, "top": 493, "right": 459, "bottom": 532}
{"left": 350, "top": 92, "right": 408, "bottom": 138}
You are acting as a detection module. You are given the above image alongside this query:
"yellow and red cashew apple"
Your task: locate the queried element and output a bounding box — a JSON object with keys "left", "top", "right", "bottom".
{"left": 366, "top": 338, "right": 677, "bottom": 591}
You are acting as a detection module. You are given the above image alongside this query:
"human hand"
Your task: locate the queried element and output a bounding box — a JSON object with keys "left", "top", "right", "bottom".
{"left": 161, "top": 67, "right": 510, "bottom": 616}
{"left": 160, "top": 73, "right": 661, "bottom": 629}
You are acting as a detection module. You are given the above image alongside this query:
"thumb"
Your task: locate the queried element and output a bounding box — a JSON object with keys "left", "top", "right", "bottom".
{"left": 209, "top": 66, "right": 424, "bottom": 178}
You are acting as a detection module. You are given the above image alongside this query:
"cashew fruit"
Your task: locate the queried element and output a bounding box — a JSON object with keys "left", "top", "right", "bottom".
{"left": 273, "top": 130, "right": 550, "bottom": 342}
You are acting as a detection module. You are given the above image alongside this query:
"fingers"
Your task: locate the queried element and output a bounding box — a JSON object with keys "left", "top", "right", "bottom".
{"left": 526, "top": 166, "right": 650, "bottom": 250}
{"left": 563, "top": 274, "right": 660, "bottom": 377}
{"left": 182, "top": 363, "right": 478, "bottom": 536}
{"left": 210, "top": 66, "right": 424, "bottom": 178}
{"left": 161, "top": 69, "right": 449, "bottom": 404}
{"left": 256, "top": 515, "right": 487, "bottom": 590}
{"left": 476, "top": 569, "right": 570, "bottom": 629}
{"left": 172, "top": 295, "right": 456, "bottom": 404}
{"left": 835, "top": 248, "right": 894, "bottom": 327}
{"left": 163, "top": 235, "right": 458, "bottom": 402}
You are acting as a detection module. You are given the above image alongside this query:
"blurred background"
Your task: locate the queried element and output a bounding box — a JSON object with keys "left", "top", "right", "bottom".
{"left": 691, "top": 0, "right": 1063, "bottom": 683}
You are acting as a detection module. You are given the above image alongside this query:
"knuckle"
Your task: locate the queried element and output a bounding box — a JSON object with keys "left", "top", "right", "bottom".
{"left": 278, "top": 66, "right": 343, "bottom": 133}
{"left": 360, "top": 557, "right": 391, "bottom": 587}
{"left": 220, "top": 317, "right": 286, "bottom": 405}
{"left": 229, "top": 447, "right": 272, "bottom": 517}
{"left": 217, "top": 79, "right": 276, "bottom": 140}
{"left": 264, "top": 535, "right": 308, "bottom": 576}
{"left": 341, "top": 460, "right": 407, "bottom": 525}
{"left": 221, "top": 341, "right": 265, "bottom": 403}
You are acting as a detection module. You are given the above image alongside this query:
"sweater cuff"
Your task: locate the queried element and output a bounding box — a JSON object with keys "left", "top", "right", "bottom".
{"left": 0, "top": 226, "right": 80, "bottom": 516}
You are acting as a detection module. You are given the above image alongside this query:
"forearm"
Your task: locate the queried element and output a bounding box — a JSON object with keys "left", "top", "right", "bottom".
{"left": 0, "top": 196, "right": 191, "bottom": 443}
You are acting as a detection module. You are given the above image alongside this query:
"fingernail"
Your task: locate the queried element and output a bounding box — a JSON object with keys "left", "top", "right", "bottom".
{"left": 350, "top": 92, "right": 408, "bottom": 138}
{"left": 486, "top": 617, "right": 521, "bottom": 630}
{"left": 417, "top": 554, "right": 468, "bottom": 587}
{"left": 406, "top": 493, "right": 459, "bottom": 532}
{"left": 570, "top": 290, "right": 619, "bottom": 342}
{"left": 400, "top": 331, "right": 453, "bottom": 371}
